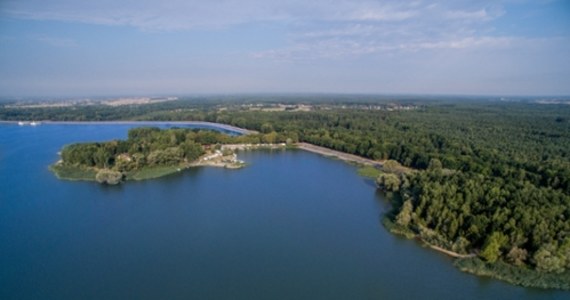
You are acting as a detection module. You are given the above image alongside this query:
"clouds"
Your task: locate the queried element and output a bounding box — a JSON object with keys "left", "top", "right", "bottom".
{"left": 2, "top": 1, "right": 497, "bottom": 30}
{"left": 253, "top": 36, "right": 518, "bottom": 62}
{"left": 1, "top": 0, "right": 569, "bottom": 96}
{"left": 1, "top": 1, "right": 514, "bottom": 59}
{"left": 1, "top": 0, "right": 520, "bottom": 61}
{"left": 249, "top": 1, "right": 510, "bottom": 61}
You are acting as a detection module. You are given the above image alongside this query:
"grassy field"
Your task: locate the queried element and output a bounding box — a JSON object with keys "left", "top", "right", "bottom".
{"left": 50, "top": 163, "right": 187, "bottom": 183}
{"left": 357, "top": 166, "right": 382, "bottom": 179}
{"left": 127, "top": 165, "right": 183, "bottom": 181}
{"left": 49, "top": 164, "right": 97, "bottom": 181}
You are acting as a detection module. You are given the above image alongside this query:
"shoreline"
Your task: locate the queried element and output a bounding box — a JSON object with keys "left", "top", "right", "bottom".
{"left": 421, "top": 239, "right": 476, "bottom": 259}
{"left": 46, "top": 131, "right": 569, "bottom": 289}
{"left": 385, "top": 219, "right": 569, "bottom": 290}
{"left": 50, "top": 143, "right": 289, "bottom": 183}
{"left": 51, "top": 159, "right": 247, "bottom": 183}
{"left": 296, "top": 142, "right": 383, "bottom": 167}
{"left": 3, "top": 119, "right": 379, "bottom": 166}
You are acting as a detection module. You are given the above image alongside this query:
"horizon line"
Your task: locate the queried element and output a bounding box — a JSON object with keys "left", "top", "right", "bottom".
{"left": 2, "top": 92, "right": 570, "bottom": 101}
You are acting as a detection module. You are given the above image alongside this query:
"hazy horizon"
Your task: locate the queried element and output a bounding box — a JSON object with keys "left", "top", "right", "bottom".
{"left": 3, "top": 93, "right": 570, "bottom": 103}
{"left": 1, "top": 1, "right": 569, "bottom": 97}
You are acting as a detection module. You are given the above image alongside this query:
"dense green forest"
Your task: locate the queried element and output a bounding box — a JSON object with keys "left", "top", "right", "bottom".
{"left": 5, "top": 97, "right": 570, "bottom": 288}
{"left": 219, "top": 102, "right": 569, "bottom": 283}
{"left": 219, "top": 102, "right": 570, "bottom": 287}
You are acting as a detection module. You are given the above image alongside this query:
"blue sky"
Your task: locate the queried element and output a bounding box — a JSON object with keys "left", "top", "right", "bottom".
{"left": 0, "top": 0, "right": 569, "bottom": 97}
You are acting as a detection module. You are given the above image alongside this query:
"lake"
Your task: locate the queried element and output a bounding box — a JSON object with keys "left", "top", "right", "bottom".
{"left": 0, "top": 124, "right": 566, "bottom": 299}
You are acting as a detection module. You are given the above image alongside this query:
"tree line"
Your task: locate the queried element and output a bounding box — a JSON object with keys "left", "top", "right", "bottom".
{"left": 60, "top": 127, "right": 293, "bottom": 179}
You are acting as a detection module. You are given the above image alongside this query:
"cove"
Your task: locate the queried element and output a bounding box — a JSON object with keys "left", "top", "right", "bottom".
{"left": 0, "top": 124, "right": 566, "bottom": 299}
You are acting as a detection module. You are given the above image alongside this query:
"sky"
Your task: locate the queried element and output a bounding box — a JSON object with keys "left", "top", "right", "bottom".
{"left": 0, "top": 0, "right": 569, "bottom": 97}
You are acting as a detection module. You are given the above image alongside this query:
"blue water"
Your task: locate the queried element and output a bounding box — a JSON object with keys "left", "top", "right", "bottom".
{"left": 0, "top": 124, "right": 567, "bottom": 299}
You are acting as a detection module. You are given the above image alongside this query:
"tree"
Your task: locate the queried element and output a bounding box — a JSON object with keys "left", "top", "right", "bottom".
{"left": 428, "top": 158, "right": 443, "bottom": 171}
{"left": 147, "top": 147, "right": 184, "bottom": 166}
{"left": 451, "top": 237, "right": 471, "bottom": 254}
{"left": 260, "top": 123, "right": 274, "bottom": 133}
{"left": 128, "top": 127, "right": 160, "bottom": 140}
{"left": 376, "top": 173, "right": 400, "bottom": 192}
{"left": 396, "top": 200, "right": 413, "bottom": 227}
{"left": 533, "top": 243, "right": 566, "bottom": 273}
{"left": 181, "top": 141, "right": 204, "bottom": 161}
{"left": 506, "top": 246, "right": 528, "bottom": 267}
{"left": 560, "top": 238, "right": 570, "bottom": 269}
{"left": 480, "top": 232, "right": 508, "bottom": 263}
{"left": 94, "top": 148, "right": 113, "bottom": 168}
{"left": 383, "top": 160, "right": 403, "bottom": 173}
{"left": 232, "top": 117, "right": 247, "bottom": 128}
{"left": 115, "top": 154, "right": 135, "bottom": 172}
{"left": 262, "top": 132, "right": 278, "bottom": 144}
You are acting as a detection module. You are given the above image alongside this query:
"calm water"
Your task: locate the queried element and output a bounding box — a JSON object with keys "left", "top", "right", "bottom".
{"left": 0, "top": 124, "right": 567, "bottom": 299}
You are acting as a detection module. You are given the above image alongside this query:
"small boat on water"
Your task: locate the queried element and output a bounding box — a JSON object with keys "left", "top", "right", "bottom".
{"left": 17, "top": 121, "right": 41, "bottom": 126}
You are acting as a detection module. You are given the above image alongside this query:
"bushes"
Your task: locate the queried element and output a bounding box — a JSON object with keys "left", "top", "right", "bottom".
{"left": 376, "top": 173, "right": 401, "bottom": 192}
{"left": 480, "top": 232, "right": 509, "bottom": 263}
{"left": 455, "top": 257, "right": 570, "bottom": 290}
{"left": 95, "top": 169, "right": 123, "bottom": 185}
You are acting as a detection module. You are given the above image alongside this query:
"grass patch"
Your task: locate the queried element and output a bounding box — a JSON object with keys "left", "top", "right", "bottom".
{"left": 49, "top": 164, "right": 97, "bottom": 181}
{"left": 382, "top": 217, "right": 416, "bottom": 239}
{"left": 455, "top": 257, "right": 570, "bottom": 290}
{"left": 225, "top": 161, "right": 247, "bottom": 169}
{"left": 127, "top": 165, "right": 183, "bottom": 181}
{"left": 357, "top": 166, "right": 381, "bottom": 179}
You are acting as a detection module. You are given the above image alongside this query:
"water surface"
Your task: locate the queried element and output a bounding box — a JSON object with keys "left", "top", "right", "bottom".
{"left": 0, "top": 124, "right": 566, "bottom": 299}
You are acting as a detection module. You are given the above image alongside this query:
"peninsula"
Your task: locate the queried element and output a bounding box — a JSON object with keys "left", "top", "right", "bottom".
{"left": 50, "top": 127, "right": 287, "bottom": 184}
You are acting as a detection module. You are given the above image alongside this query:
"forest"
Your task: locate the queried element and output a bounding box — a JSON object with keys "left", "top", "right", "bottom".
{"left": 218, "top": 101, "right": 570, "bottom": 284}
{"left": 221, "top": 102, "right": 570, "bottom": 287}
{"left": 4, "top": 97, "right": 570, "bottom": 287}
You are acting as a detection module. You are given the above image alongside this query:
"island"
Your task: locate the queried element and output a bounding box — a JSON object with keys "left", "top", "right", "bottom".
{"left": 50, "top": 127, "right": 287, "bottom": 184}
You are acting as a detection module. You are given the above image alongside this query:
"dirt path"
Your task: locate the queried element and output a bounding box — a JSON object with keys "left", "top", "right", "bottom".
{"left": 423, "top": 242, "right": 476, "bottom": 259}
{"left": 296, "top": 142, "right": 383, "bottom": 167}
